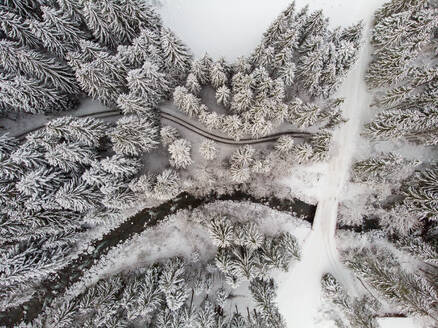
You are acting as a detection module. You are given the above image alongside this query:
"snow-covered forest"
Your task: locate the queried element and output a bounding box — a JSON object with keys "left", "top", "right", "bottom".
{"left": 0, "top": 0, "right": 436, "bottom": 327}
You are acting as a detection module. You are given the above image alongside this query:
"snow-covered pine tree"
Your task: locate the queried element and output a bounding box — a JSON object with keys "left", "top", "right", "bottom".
{"left": 117, "top": 28, "right": 161, "bottom": 69}
{"left": 116, "top": 92, "right": 152, "bottom": 117}
{"left": 158, "top": 257, "right": 189, "bottom": 312}
{"left": 403, "top": 167, "right": 438, "bottom": 223}
{"left": 249, "top": 278, "right": 286, "bottom": 328}
{"left": 0, "top": 73, "right": 76, "bottom": 113}
{"left": 153, "top": 169, "right": 181, "bottom": 200}
{"left": 46, "top": 116, "right": 106, "bottom": 147}
{"left": 45, "top": 141, "right": 96, "bottom": 173}
{"left": 216, "top": 85, "right": 231, "bottom": 108}
{"left": 0, "top": 8, "right": 42, "bottom": 48}
{"left": 0, "top": 40, "right": 79, "bottom": 94}
{"left": 0, "top": 0, "right": 41, "bottom": 19}
{"left": 168, "top": 138, "right": 193, "bottom": 169}
{"left": 210, "top": 58, "right": 229, "bottom": 89}
{"left": 109, "top": 115, "right": 160, "bottom": 156}
{"left": 321, "top": 273, "right": 380, "bottom": 328}
{"left": 80, "top": 0, "right": 120, "bottom": 49}
{"left": 258, "top": 234, "right": 299, "bottom": 272}
{"left": 364, "top": 109, "right": 438, "bottom": 145}
{"left": 99, "top": 154, "right": 141, "bottom": 180}
{"left": 342, "top": 242, "right": 438, "bottom": 323}
{"left": 296, "top": 45, "right": 324, "bottom": 97}
{"left": 231, "top": 87, "right": 253, "bottom": 114}
{"left": 173, "top": 86, "right": 201, "bottom": 117}
{"left": 352, "top": 152, "right": 419, "bottom": 183}
{"left": 310, "top": 130, "right": 332, "bottom": 161}
{"left": 67, "top": 39, "right": 108, "bottom": 68}
{"left": 230, "top": 145, "right": 255, "bottom": 168}
{"left": 16, "top": 166, "right": 66, "bottom": 199}
{"left": 274, "top": 136, "right": 295, "bottom": 155}
{"left": 56, "top": 0, "right": 84, "bottom": 24}
{"left": 229, "top": 246, "right": 261, "bottom": 281}
{"left": 0, "top": 133, "right": 18, "bottom": 161}
{"left": 190, "top": 53, "right": 212, "bottom": 85}
{"left": 160, "top": 126, "right": 180, "bottom": 147}
{"left": 121, "top": 267, "right": 163, "bottom": 320}
{"left": 299, "top": 10, "right": 329, "bottom": 47}
{"left": 234, "top": 222, "right": 264, "bottom": 251}
{"left": 207, "top": 216, "right": 234, "bottom": 248}
{"left": 222, "top": 115, "right": 244, "bottom": 140}
{"left": 55, "top": 178, "right": 101, "bottom": 213}
{"left": 186, "top": 73, "right": 201, "bottom": 96}
{"left": 160, "top": 27, "right": 192, "bottom": 79}
{"left": 26, "top": 16, "right": 73, "bottom": 60}
{"left": 74, "top": 50, "right": 128, "bottom": 107}
{"left": 199, "top": 140, "right": 218, "bottom": 161}
{"left": 40, "top": 6, "right": 87, "bottom": 50}
{"left": 125, "top": 60, "right": 171, "bottom": 109}
{"left": 374, "top": 0, "right": 428, "bottom": 23}
{"left": 287, "top": 98, "right": 321, "bottom": 128}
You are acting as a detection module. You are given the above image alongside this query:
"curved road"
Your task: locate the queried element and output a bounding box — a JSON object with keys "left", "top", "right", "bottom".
{"left": 14, "top": 110, "right": 312, "bottom": 144}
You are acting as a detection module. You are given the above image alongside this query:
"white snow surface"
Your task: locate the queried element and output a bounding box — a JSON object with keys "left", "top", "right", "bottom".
{"left": 159, "top": 1, "right": 415, "bottom": 327}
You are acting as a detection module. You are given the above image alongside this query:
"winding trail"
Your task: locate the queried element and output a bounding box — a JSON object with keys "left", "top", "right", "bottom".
{"left": 14, "top": 110, "right": 311, "bottom": 144}
{"left": 277, "top": 7, "right": 383, "bottom": 326}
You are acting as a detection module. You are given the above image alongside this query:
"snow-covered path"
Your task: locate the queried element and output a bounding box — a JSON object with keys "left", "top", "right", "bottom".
{"left": 277, "top": 2, "right": 387, "bottom": 326}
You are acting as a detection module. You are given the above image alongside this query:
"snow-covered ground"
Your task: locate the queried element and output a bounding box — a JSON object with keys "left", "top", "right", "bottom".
{"left": 159, "top": 1, "right": 417, "bottom": 327}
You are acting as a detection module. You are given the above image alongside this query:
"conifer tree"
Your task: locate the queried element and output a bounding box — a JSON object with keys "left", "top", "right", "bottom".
{"left": 0, "top": 40, "right": 79, "bottom": 94}
{"left": 16, "top": 167, "right": 65, "bottom": 198}
{"left": 0, "top": 73, "right": 76, "bottom": 113}
{"left": 159, "top": 257, "right": 189, "bottom": 312}
{"left": 190, "top": 53, "right": 212, "bottom": 85}
{"left": 125, "top": 60, "right": 171, "bottom": 108}
{"left": 321, "top": 273, "right": 380, "bottom": 328}
{"left": 168, "top": 138, "right": 193, "bottom": 169}
{"left": 100, "top": 154, "right": 141, "bottom": 180}
{"left": 46, "top": 116, "right": 106, "bottom": 147}
{"left": 0, "top": 133, "right": 18, "bottom": 161}
{"left": 249, "top": 278, "right": 286, "bottom": 328}
{"left": 153, "top": 169, "right": 181, "bottom": 200}
{"left": 109, "top": 115, "right": 160, "bottom": 156}
{"left": 216, "top": 85, "right": 231, "bottom": 108}
{"left": 342, "top": 243, "right": 438, "bottom": 323}
{"left": 173, "top": 86, "right": 201, "bottom": 117}
{"left": 310, "top": 130, "right": 332, "bottom": 161}
{"left": 160, "top": 126, "right": 180, "bottom": 146}
{"left": 45, "top": 142, "right": 96, "bottom": 172}
{"left": 352, "top": 153, "right": 419, "bottom": 183}
{"left": 186, "top": 73, "right": 201, "bottom": 95}
{"left": 208, "top": 217, "right": 234, "bottom": 248}
{"left": 160, "top": 27, "right": 192, "bottom": 78}
{"left": 0, "top": 8, "right": 42, "bottom": 48}
{"left": 210, "top": 59, "right": 228, "bottom": 89}
{"left": 55, "top": 178, "right": 101, "bottom": 213}
{"left": 199, "top": 140, "right": 218, "bottom": 161}
{"left": 403, "top": 167, "right": 438, "bottom": 223}
{"left": 117, "top": 28, "right": 161, "bottom": 69}
{"left": 40, "top": 6, "right": 87, "bottom": 49}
